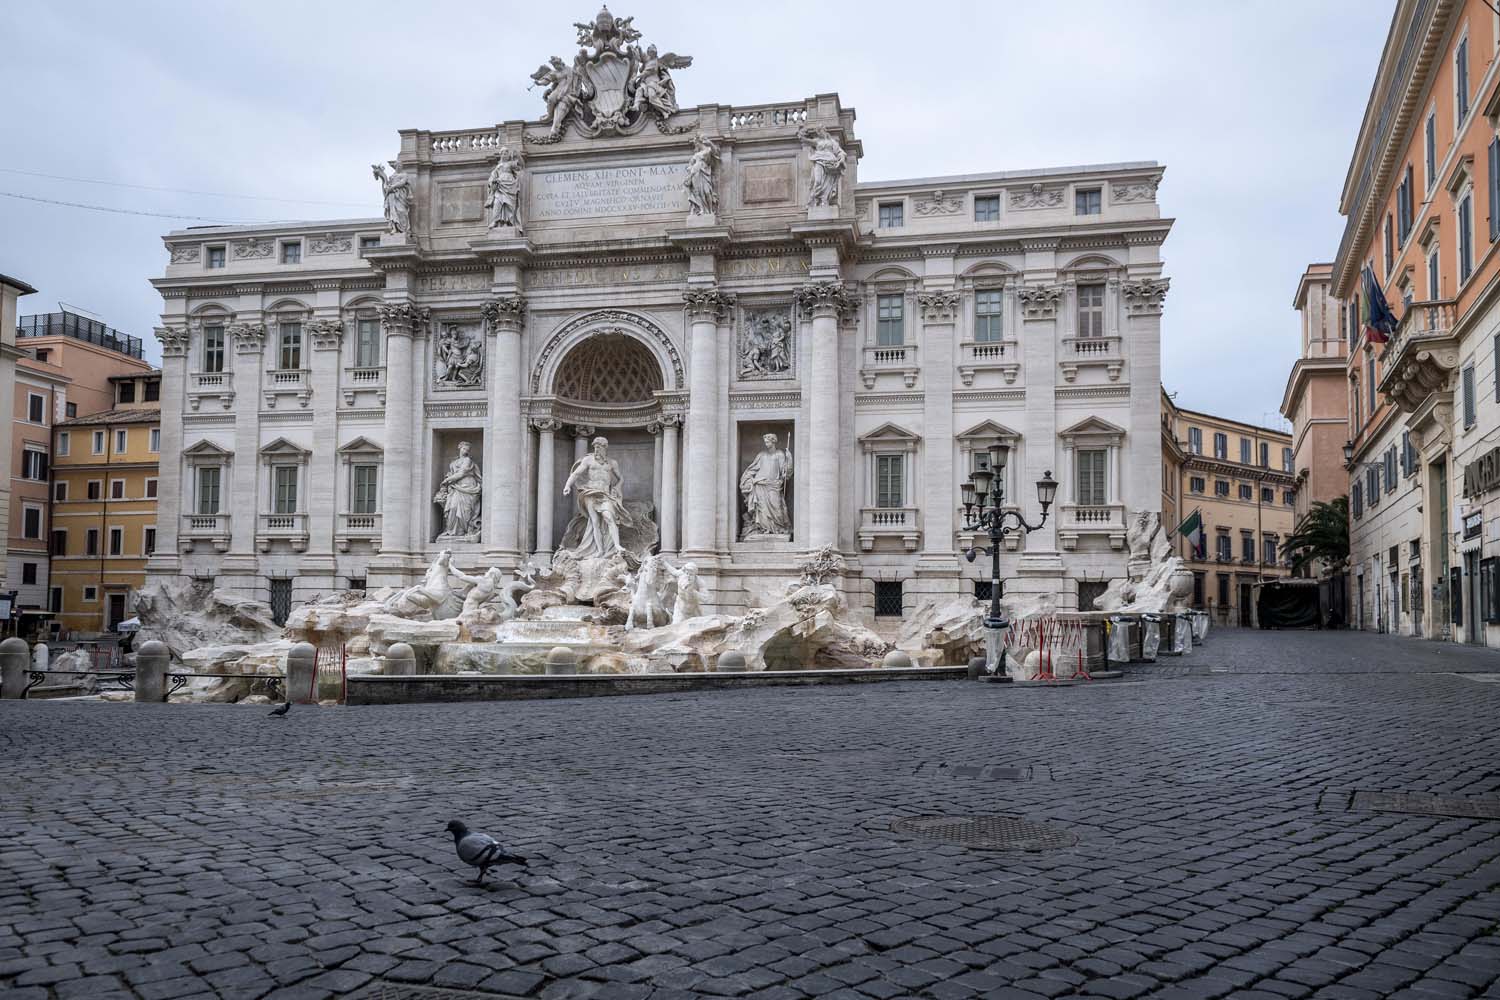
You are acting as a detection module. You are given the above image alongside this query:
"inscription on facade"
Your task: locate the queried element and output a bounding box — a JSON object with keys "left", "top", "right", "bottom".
{"left": 530, "top": 163, "right": 687, "bottom": 221}
{"left": 418, "top": 273, "right": 489, "bottom": 292}
{"left": 719, "top": 256, "right": 809, "bottom": 278}
{"left": 1464, "top": 445, "right": 1500, "bottom": 497}
{"left": 741, "top": 161, "right": 795, "bottom": 204}
{"left": 526, "top": 262, "right": 687, "bottom": 289}
{"left": 438, "top": 184, "right": 484, "bottom": 223}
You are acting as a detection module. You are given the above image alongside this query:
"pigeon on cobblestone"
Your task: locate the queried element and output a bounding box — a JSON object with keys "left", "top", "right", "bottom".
{"left": 267, "top": 701, "right": 291, "bottom": 717}
{"left": 446, "top": 819, "right": 528, "bottom": 884}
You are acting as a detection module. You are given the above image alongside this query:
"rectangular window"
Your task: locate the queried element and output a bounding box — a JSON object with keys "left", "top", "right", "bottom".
{"left": 877, "top": 202, "right": 903, "bottom": 228}
{"left": 1216, "top": 534, "right": 1232, "bottom": 562}
{"left": 57, "top": 432, "right": 69, "bottom": 457}
{"left": 1075, "top": 188, "right": 1102, "bottom": 215}
{"left": 115, "top": 429, "right": 127, "bottom": 453}
{"left": 197, "top": 467, "right": 220, "bottom": 515}
{"left": 356, "top": 319, "right": 381, "bottom": 368}
{"left": 108, "top": 528, "right": 123, "bottom": 556}
{"left": 1284, "top": 490, "right": 1295, "bottom": 506}
{"left": 352, "top": 464, "right": 379, "bottom": 513}
{"left": 1076, "top": 448, "right": 1107, "bottom": 506}
{"left": 281, "top": 240, "right": 301, "bottom": 264}
{"left": 1240, "top": 437, "right": 1251, "bottom": 464}
{"left": 1353, "top": 481, "right": 1363, "bottom": 518}
{"left": 1490, "top": 139, "right": 1500, "bottom": 243}
{"left": 1259, "top": 441, "right": 1269, "bottom": 468}
{"left": 1214, "top": 480, "right": 1229, "bottom": 497}
{"left": 145, "top": 478, "right": 158, "bottom": 499}
{"left": 873, "top": 581, "right": 904, "bottom": 618}
{"left": 149, "top": 428, "right": 160, "bottom": 453}
{"left": 86, "top": 480, "right": 101, "bottom": 501}
{"left": 1426, "top": 111, "right": 1437, "bottom": 190}
{"left": 973, "top": 290, "right": 1003, "bottom": 342}
{"left": 1188, "top": 427, "right": 1202, "bottom": 454}
{"left": 1076, "top": 283, "right": 1105, "bottom": 337}
{"left": 1242, "top": 535, "right": 1255, "bottom": 562}
{"left": 973, "top": 195, "right": 1000, "bottom": 222}
{"left": 85, "top": 529, "right": 99, "bottom": 557}
{"left": 206, "top": 245, "right": 226, "bottom": 269}
{"left": 50, "top": 530, "right": 66, "bottom": 557}
{"left": 203, "top": 324, "right": 225, "bottom": 373}
{"left": 1464, "top": 363, "right": 1477, "bottom": 427}
{"left": 1238, "top": 484, "right": 1252, "bottom": 500}
{"left": 1217, "top": 573, "right": 1230, "bottom": 604}
{"left": 1460, "top": 193, "right": 1475, "bottom": 283}
{"left": 1282, "top": 447, "right": 1294, "bottom": 472}
{"left": 1457, "top": 35, "right": 1471, "bottom": 120}
{"left": 1403, "top": 430, "right": 1416, "bottom": 476}
{"left": 144, "top": 380, "right": 159, "bottom": 402}
{"left": 1213, "top": 432, "right": 1227, "bottom": 459}
{"left": 279, "top": 322, "right": 303, "bottom": 370}
{"left": 53, "top": 481, "right": 66, "bottom": 502}
{"left": 83, "top": 586, "right": 97, "bottom": 603}
{"left": 21, "top": 563, "right": 37, "bottom": 586}
{"left": 1264, "top": 537, "right": 1278, "bottom": 565}
{"left": 66, "top": 401, "right": 75, "bottom": 418}
{"left": 110, "top": 479, "right": 124, "bottom": 500}
{"left": 1399, "top": 165, "right": 1414, "bottom": 243}
{"left": 1429, "top": 247, "right": 1441, "bottom": 299}
{"left": 875, "top": 294, "right": 904, "bottom": 347}
{"left": 117, "top": 381, "right": 135, "bottom": 404}
{"left": 1189, "top": 476, "right": 1205, "bottom": 494}
{"left": 27, "top": 393, "right": 43, "bottom": 423}
{"left": 876, "top": 454, "right": 904, "bottom": 508}
{"left": 359, "top": 235, "right": 380, "bottom": 252}
{"left": 1367, "top": 355, "right": 1376, "bottom": 418}
{"left": 22, "top": 506, "right": 41, "bottom": 540}
{"left": 144, "top": 527, "right": 156, "bottom": 556}
{"left": 1384, "top": 214, "right": 1394, "bottom": 275}
{"left": 1261, "top": 487, "right": 1274, "bottom": 503}
{"left": 20, "top": 449, "right": 46, "bottom": 481}
{"left": 273, "top": 466, "right": 298, "bottom": 514}
{"left": 92, "top": 430, "right": 104, "bottom": 454}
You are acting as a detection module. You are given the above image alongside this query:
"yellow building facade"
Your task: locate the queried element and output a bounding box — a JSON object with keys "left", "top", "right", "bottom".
{"left": 50, "top": 371, "right": 160, "bottom": 636}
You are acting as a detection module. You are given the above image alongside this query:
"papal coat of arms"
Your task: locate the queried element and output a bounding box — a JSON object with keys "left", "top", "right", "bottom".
{"left": 528, "top": 7, "right": 693, "bottom": 142}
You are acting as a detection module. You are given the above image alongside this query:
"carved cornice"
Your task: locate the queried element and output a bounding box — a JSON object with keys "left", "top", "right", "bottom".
{"left": 916, "top": 290, "right": 962, "bottom": 323}
{"left": 1016, "top": 285, "right": 1064, "bottom": 320}
{"left": 1122, "top": 278, "right": 1170, "bottom": 315}
{"left": 306, "top": 318, "right": 345, "bottom": 350}
{"left": 228, "top": 323, "right": 265, "bottom": 354}
{"left": 794, "top": 280, "right": 860, "bottom": 320}
{"left": 480, "top": 295, "right": 528, "bottom": 333}
{"left": 683, "top": 286, "right": 736, "bottom": 322}
{"left": 155, "top": 326, "right": 189, "bottom": 358}
{"left": 379, "top": 302, "right": 431, "bottom": 338}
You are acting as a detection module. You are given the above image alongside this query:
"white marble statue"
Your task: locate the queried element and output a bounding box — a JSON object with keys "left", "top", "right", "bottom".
{"left": 434, "top": 325, "right": 484, "bottom": 388}
{"left": 530, "top": 55, "right": 588, "bottom": 138}
{"left": 684, "top": 134, "right": 719, "bottom": 216}
{"left": 799, "top": 126, "right": 847, "bottom": 208}
{"left": 371, "top": 163, "right": 411, "bottom": 235}
{"left": 739, "top": 311, "right": 792, "bottom": 378}
{"left": 629, "top": 44, "right": 692, "bottom": 118}
{"left": 624, "top": 554, "right": 670, "bottom": 630}
{"left": 740, "top": 433, "right": 794, "bottom": 539}
{"left": 383, "top": 549, "right": 479, "bottom": 619}
{"left": 1127, "top": 511, "right": 1160, "bottom": 565}
{"left": 562, "top": 436, "right": 631, "bottom": 560}
{"left": 665, "top": 560, "right": 704, "bottom": 623}
{"left": 460, "top": 565, "right": 536, "bottom": 623}
{"left": 434, "top": 441, "right": 483, "bottom": 541}
{"left": 484, "top": 147, "right": 524, "bottom": 231}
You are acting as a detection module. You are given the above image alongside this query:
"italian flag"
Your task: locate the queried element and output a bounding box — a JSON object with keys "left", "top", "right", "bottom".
{"left": 1177, "top": 509, "right": 1205, "bottom": 559}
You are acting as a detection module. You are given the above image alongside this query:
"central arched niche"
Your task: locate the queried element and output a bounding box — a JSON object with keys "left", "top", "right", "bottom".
{"left": 553, "top": 332, "right": 664, "bottom": 403}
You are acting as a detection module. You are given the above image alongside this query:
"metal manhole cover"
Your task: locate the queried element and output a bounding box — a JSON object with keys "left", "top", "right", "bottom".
{"left": 1350, "top": 791, "right": 1500, "bottom": 820}
{"left": 890, "top": 814, "right": 1077, "bottom": 851}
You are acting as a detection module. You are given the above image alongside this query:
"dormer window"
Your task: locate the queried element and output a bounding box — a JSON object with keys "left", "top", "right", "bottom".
{"left": 280, "top": 240, "right": 302, "bottom": 264}
{"left": 1075, "top": 188, "right": 1101, "bottom": 215}
{"left": 877, "top": 202, "right": 903, "bottom": 229}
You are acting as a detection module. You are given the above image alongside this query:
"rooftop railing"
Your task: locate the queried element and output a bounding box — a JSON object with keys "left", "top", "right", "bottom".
{"left": 18, "top": 311, "right": 143, "bottom": 359}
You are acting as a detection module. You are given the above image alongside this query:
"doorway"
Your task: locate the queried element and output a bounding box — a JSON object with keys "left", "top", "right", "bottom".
{"left": 1466, "top": 551, "right": 1482, "bottom": 644}
{"left": 1237, "top": 582, "right": 1252, "bottom": 627}
{"left": 107, "top": 593, "right": 127, "bottom": 631}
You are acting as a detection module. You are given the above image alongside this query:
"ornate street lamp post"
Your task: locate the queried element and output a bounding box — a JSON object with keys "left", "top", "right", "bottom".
{"left": 960, "top": 442, "right": 1058, "bottom": 676}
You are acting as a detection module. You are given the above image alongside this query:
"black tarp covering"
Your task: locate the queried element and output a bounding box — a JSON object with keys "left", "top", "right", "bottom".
{"left": 1257, "top": 580, "right": 1321, "bottom": 629}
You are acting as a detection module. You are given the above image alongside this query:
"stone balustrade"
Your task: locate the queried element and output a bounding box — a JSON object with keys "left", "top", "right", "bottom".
{"left": 858, "top": 506, "right": 921, "bottom": 551}
{"left": 860, "top": 343, "right": 920, "bottom": 388}
{"left": 257, "top": 513, "right": 309, "bottom": 553}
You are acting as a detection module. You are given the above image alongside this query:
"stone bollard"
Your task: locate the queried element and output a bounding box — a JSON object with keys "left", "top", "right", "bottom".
{"left": 31, "top": 642, "right": 48, "bottom": 672}
{"left": 967, "top": 656, "right": 988, "bottom": 680}
{"left": 545, "top": 646, "right": 577, "bottom": 676}
{"left": 383, "top": 642, "right": 416, "bottom": 676}
{"left": 286, "top": 642, "right": 318, "bottom": 704}
{"left": 134, "top": 640, "right": 169, "bottom": 703}
{"left": 0, "top": 637, "right": 30, "bottom": 699}
{"left": 715, "top": 651, "right": 747, "bottom": 672}
{"left": 881, "top": 649, "right": 914, "bottom": 670}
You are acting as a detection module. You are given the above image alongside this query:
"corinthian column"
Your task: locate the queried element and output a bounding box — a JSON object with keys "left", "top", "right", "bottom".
{"left": 534, "top": 418, "right": 560, "bottom": 561}
{"left": 481, "top": 295, "right": 526, "bottom": 565}
{"left": 305, "top": 318, "right": 344, "bottom": 562}
{"left": 681, "top": 286, "right": 735, "bottom": 558}
{"left": 660, "top": 413, "right": 681, "bottom": 555}
{"left": 795, "top": 280, "right": 859, "bottom": 550}
{"left": 227, "top": 322, "right": 266, "bottom": 560}
{"left": 917, "top": 290, "right": 961, "bottom": 567}
{"left": 378, "top": 303, "right": 427, "bottom": 557}
{"left": 148, "top": 326, "right": 189, "bottom": 574}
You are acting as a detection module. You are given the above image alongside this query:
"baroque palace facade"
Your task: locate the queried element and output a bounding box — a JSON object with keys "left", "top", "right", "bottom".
{"left": 146, "top": 9, "right": 1172, "bottom": 622}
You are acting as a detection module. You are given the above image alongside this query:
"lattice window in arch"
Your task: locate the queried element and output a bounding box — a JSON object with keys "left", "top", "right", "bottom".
{"left": 553, "top": 332, "right": 664, "bottom": 403}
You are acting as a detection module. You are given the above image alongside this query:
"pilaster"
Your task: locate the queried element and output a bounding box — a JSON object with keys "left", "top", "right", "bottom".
{"left": 795, "top": 280, "right": 860, "bottom": 551}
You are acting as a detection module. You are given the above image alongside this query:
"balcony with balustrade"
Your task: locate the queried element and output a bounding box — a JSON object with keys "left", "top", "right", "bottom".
{"left": 257, "top": 513, "right": 309, "bottom": 552}
{"left": 859, "top": 343, "right": 920, "bottom": 389}
{"left": 1378, "top": 298, "right": 1458, "bottom": 413}
{"left": 957, "top": 340, "right": 1021, "bottom": 386}
{"left": 336, "top": 512, "right": 382, "bottom": 552}
{"left": 180, "top": 513, "right": 231, "bottom": 553}
{"left": 263, "top": 368, "right": 311, "bottom": 409}
{"left": 858, "top": 506, "right": 920, "bottom": 551}
{"left": 342, "top": 366, "right": 386, "bottom": 406}
{"left": 186, "top": 371, "right": 234, "bottom": 411}
{"left": 1059, "top": 336, "right": 1124, "bottom": 383}
{"left": 1056, "top": 503, "right": 1127, "bottom": 550}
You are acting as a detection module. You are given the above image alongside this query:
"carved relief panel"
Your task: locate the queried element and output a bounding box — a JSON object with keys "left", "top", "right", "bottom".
{"left": 737, "top": 306, "right": 795, "bottom": 380}
{"left": 432, "top": 322, "right": 485, "bottom": 390}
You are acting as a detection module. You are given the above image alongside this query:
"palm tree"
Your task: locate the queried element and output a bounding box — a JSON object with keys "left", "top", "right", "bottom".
{"left": 1283, "top": 496, "right": 1349, "bottom": 574}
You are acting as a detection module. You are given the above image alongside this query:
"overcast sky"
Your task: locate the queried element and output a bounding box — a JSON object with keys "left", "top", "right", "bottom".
{"left": 1, "top": 0, "right": 1389, "bottom": 427}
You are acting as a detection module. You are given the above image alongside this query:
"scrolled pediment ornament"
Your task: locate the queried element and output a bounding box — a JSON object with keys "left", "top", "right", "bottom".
{"left": 155, "top": 326, "right": 190, "bottom": 358}
{"left": 1016, "top": 285, "right": 1064, "bottom": 320}
{"left": 1122, "top": 278, "right": 1170, "bottom": 315}
{"left": 794, "top": 280, "right": 860, "bottom": 320}
{"left": 527, "top": 7, "right": 694, "bottom": 143}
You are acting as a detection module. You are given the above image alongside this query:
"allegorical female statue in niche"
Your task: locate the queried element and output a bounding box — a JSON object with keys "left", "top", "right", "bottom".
{"left": 433, "top": 441, "right": 483, "bottom": 541}
{"left": 683, "top": 134, "right": 719, "bottom": 216}
{"left": 740, "top": 432, "right": 794, "bottom": 538}
{"left": 371, "top": 162, "right": 411, "bottom": 235}
{"left": 484, "top": 147, "right": 524, "bottom": 231}
{"left": 799, "top": 125, "right": 847, "bottom": 208}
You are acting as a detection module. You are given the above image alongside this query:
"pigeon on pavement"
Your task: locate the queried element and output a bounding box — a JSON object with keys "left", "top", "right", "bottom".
{"left": 267, "top": 701, "right": 291, "bottom": 717}
{"left": 446, "top": 820, "right": 528, "bottom": 884}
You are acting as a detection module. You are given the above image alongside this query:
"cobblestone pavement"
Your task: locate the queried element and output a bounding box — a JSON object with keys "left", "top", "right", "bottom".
{"left": 3, "top": 628, "right": 1500, "bottom": 1000}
